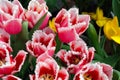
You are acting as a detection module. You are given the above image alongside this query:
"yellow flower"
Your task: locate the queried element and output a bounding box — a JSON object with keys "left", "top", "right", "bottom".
{"left": 49, "top": 18, "right": 57, "bottom": 32}
{"left": 95, "top": 7, "right": 111, "bottom": 27}
{"left": 83, "top": 7, "right": 111, "bottom": 27}
{"left": 104, "top": 16, "right": 120, "bottom": 44}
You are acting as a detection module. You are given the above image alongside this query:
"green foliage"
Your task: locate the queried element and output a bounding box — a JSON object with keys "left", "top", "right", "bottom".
{"left": 86, "top": 23, "right": 107, "bottom": 58}
{"left": 112, "top": 0, "right": 120, "bottom": 25}
{"left": 113, "top": 70, "right": 120, "bottom": 80}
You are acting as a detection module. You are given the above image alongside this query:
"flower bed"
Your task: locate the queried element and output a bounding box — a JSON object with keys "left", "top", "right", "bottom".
{"left": 0, "top": 0, "right": 120, "bottom": 80}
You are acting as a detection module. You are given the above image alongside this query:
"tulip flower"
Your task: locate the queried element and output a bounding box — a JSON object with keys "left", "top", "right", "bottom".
{"left": 26, "top": 30, "right": 56, "bottom": 57}
{"left": 30, "top": 53, "right": 69, "bottom": 80}
{"left": 24, "top": 0, "right": 51, "bottom": 29}
{"left": 104, "top": 16, "right": 120, "bottom": 44}
{"left": 83, "top": 7, "right": 110, "bottom": 27}
{"left": 49, "top": 8, "right": 90, "bottom": 43}
{"left": 73, "top": 62, "right": 113, "bottom": 80}
{"left": 0, "top": 41, "right": 27, "bottom": 77}
{"left": 0, "top": 29, "right": 10, "bottom": 43}
{"left": 56, "top": 39, "right": 95, "bottom": 74}
{"left": 0, "top": 0, "right": 25, "bottom": 34}
{"left": 2, "top": 75, "right": 21, "bottom": 80}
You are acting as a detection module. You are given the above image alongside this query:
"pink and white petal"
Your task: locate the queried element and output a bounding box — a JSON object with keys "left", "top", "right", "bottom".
{"left": 99, "top": 63, "right": 113, "bottom": 80}
{"left": 87, "top": 47, "right": 95, "bottom": 62}
{"left": 26, "top": 41, "right": 34, "bottom": 55}
{"left": 12, "top": 0, "right": 25, "bottom": 18}
{"left": 2, "top": 75, "right": 21, "bottom": 80}
{"left": 56, "top": 49, "right": 67, "bottom": 63}
{"left": 24, "top": 11, "right": 39, "bottom": 28}
{"left": 57, "top": 68, "right": 69, "bottom": 80}
{"left": 29, "top": 75, "right": 35, "bottom": 80}
{"left": 32, "top": 43, "right": 46, "bottom": 57}
{"left": 0, "top": 0, "right": 13, "bottom": 14}
{"left": 31, "top": 30, "right": 55, "bottom": 49}
{"left": 55, "top": 9, "right": 70, "bottom": 28}
{"left": 68, "top": 8, "right": 78, "bottom": 25}
{"left": 43, "top": 27, "right": 55, "bottom": 35}
{"left": 74, "top": 22, "right": 87, "bottom": 35}
{"left": 0, "top": 28, "right": 10, "bottom": 43}
{"left": 13, "top": 50, "right": 27, "bottom": 73}
{"left": 0, "top": 9, "right": 14, "bottom": 22}
{"left": 76, "top": 15, "right": 90, "bottom": 35}
{"left": 36, "top": 53, "right": 53, "bottom": 63}
{"left": 3, "top": 19, "right": 22, "bottom": 34}
{"left": 0, "top": 41, "right": 12, "bottom": 58}
{"left": 37, "top": 0, "right": 46, "bottom": 4}
{"left": 57, "top": 27, "right": 78, "bottom": 43}
{"left": 0, "top": 65, "right": 15, "bottom": 77}
{"left": 47, "top": 47, "right": 55, "bottom": 56}
{"left": 26, "top": 41, "right": 46, "bottom": 57}
{"left": 36, "top": 53, "right": 59, "bottom": 78}
{"left": 35, "top": 59, "right": 59, "bottom": 80}
{"left": 69, "top": 39, "right": 87, "bottom": 53}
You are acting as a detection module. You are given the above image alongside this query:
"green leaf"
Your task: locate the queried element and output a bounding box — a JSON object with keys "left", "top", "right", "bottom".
{"left": 102, "top": 54, "right": 120, "bottom": 67}
{"left": 112, "top": 0, "right": 120, "bottom": 26}
{"left": 113, "top": 69, "right": 120, "bottom": 80}
{"left": 61, "top": 44, "right": 70, "bottom": 51}
{"left": 100, "top": 35, "right": 106, "bottom": 49}
{"left": 86, "top": 23, "right": 107, "bottom": 58}
{"left": 29, "top": 13, "right": 47, "bottom": 39}
{"left": 55, "top": 34, "right": 63, "bottom": 54}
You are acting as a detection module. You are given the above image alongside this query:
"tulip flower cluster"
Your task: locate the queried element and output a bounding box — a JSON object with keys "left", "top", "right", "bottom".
{"left": 0, "top": 0, "right": 114, "bottom": 80}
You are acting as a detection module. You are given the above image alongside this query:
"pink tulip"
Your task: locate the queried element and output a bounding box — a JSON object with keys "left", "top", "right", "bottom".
{"left": 2, "top": 75, "right": 21, "bottom": 80}
{"left": 25, "top": 0, "right": 51, "bottom": 29}
{"left": 57, "top": 68, "right": 69, "bottom": 80}
{"left": 56, "top": 40, "right": 95, "bottom": 74}
{"left": 30, "top": 53, "right": 69, "bottom": 80}
{"left": 0, "top": 41, "right": 27, "bottom": 77}
{"left": 0, "top": 0, "right": 25, "bottom": 34}
{"left": 73, "top": 63, "right": 113, "bottom": 80}
{"left": 0, "top": 28, "right": 10, "bottom": 43}
{"left": 26, "top": 30, "right": 56, "bottom": 57}
{"left": 54, "top": 8, "right": 90, "bottom": 43}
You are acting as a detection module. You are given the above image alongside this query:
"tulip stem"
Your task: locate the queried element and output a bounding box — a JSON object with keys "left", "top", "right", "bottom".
{"left": 98, "top": 28, "right": 102, "bottom": 43}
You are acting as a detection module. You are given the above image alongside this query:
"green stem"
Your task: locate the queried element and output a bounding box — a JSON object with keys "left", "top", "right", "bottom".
{"left": 98, "top": 28, "right": 102, "bottom": 43}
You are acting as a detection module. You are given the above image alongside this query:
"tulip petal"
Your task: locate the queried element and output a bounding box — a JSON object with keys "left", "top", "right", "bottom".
{"left": 4, "top": 19, "right": 22, "bottom": 34}
{"left": 14, "top": 50, "right": 27, "bottom": 73}
{"left": 2, "top": 75, "right": 21, "bottom": 80}
{"left": 57, "top": 68, "right": 69, "bottom": 80}
{"left": 58, "top": 27, "right": 77, "bottom": 43}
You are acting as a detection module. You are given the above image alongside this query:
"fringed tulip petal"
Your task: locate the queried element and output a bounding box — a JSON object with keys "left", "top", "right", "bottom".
{"left": 13, "top": 50, "right": 27, "bottom": 73}
{"left": 26, "top": 30, "right": 55, "bottom": 57}
{"left": 2, "top": 75, "right": 21, "bottom": 80}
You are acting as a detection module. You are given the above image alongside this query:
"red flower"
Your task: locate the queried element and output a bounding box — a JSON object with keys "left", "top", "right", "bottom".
{"left": 57, "top": 40, "right": 95, "bottom": 74}
{"left": 30, "top": 53, "right": 69, "bottom": 80}
{"left": 2, "top": 75, "right": 21, "bottom": 80}
{"left": 73, "top": 62, "right": 113, "bottom": 80}
{"left": 24, "top": 0, "right": 51, "bottom": 29}
{"left": 0, "top": 29, "right": 10, "bottom": 44}
{"left": 26, "top": 30, "right": 56, "bottom": 57}
{"left": 54, "top": 8, "right": 90, "bottom": 43}
{"left": 0, "top": 0, "right": 25, "bottom": 34}
{"left": 0, "top": 41, "right": 27, "bottom": 77}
